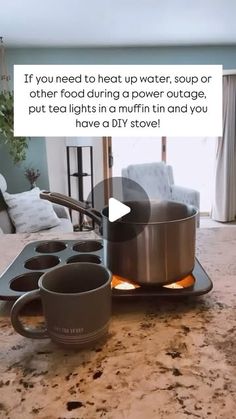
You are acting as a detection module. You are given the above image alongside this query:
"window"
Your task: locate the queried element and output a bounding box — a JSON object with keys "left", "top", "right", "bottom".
{"left": 166, "top": 137, "right": 217, "bottom": 213}
{"left": 111, "top": 136, "right": 216, "bottom": 214}
{"left": 112, "top": 137, "right": 162, "bottom": 177}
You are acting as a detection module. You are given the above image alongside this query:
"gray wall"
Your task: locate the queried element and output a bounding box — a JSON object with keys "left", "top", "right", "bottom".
{"left": 1, "top": 45, "right": 236, "bottom": 192}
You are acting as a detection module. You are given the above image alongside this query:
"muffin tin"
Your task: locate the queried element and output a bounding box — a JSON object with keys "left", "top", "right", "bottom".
{"left": 0, "top": 239, "right": 213, "bottom": 300}
{"left": 0, "top": 240, "right": 103, "bottom": 300}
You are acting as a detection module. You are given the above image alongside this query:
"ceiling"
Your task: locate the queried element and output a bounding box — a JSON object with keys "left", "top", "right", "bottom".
{"left": 1, "top": 0, "right": 236, "bottom": 47}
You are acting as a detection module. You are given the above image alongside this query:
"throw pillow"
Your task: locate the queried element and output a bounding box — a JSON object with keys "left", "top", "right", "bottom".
{"left": 3, "top": 187, "right": 60, "bottom": 233}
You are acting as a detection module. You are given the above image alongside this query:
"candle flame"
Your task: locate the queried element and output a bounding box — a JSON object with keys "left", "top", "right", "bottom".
{"left": 112, "top": 274, "right": 194, "bottom": 290}
{"left": 112, "top": 275, "right": 140, "bottom": 290}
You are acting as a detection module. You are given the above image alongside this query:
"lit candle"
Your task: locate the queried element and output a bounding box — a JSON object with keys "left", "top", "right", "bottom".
{"left": 163, "top": 282, "right": 184, "bottom": 289}
{"left": 114, "top": 282, "right": 137, "bottom": 290}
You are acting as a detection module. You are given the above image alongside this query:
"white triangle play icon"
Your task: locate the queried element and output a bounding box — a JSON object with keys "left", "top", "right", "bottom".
{"left": 108, "top": 198, "right": 131, "bottom": 222}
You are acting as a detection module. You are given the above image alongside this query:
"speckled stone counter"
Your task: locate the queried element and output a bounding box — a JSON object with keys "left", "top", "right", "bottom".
{"left": 0, "top": 228, "right": 236, "bottom": 419}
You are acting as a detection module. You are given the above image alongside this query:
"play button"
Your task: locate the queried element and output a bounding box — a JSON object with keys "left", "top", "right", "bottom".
{"left": 108, "top": 198, "right": 131, "bottom": 222}
{"left": 86, "top": 176, "right": 151, "bottom": 242}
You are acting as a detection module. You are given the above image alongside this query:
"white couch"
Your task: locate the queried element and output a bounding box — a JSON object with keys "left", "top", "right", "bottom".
{"left": 0, "top": 173, "right": 73, "bottom": 234}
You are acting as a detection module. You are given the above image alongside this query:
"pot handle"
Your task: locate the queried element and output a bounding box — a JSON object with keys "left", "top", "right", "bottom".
{"left": 40, "top": 191, "right": 102, "bottom": 226}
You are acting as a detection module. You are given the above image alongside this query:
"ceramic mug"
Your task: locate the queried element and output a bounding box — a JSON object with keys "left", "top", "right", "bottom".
{"left": 11, "top": 262, "right": 112, "bottom": 348}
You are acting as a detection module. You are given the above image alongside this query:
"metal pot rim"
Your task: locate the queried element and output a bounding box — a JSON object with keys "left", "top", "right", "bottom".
{"left": 102, "top": 202, "right": 198, "bottom": 226}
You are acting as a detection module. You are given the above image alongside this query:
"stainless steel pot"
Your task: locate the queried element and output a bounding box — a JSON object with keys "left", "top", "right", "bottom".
{"left": 40, "top": 192, "right": 198, "bottom": 286}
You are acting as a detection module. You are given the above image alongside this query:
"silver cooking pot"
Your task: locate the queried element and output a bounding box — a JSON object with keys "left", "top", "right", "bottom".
{"left": 40, "top": 192, "right": 198, "bottom": 286}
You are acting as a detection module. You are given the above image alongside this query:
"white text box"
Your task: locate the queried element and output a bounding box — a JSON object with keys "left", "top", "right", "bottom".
{"left": 14, "top": 64, "right": 222, "bottom": 137}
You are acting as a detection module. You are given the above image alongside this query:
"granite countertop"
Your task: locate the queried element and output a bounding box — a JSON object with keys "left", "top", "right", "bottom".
{"left": 0, "top": 228, "right": 236, "bottom": 419}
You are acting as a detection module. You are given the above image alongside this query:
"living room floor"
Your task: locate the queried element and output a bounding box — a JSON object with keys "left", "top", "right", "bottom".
{"left": 200, "top": 216, "right": 236, "bottom": 228}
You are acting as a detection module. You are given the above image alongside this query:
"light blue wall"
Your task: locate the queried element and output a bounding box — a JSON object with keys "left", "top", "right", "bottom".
{"left": 6, "top": 46, "right": 236, "bottom": 67}
{"left": 0, "top": 139, "right": 49, "bottom": 192}
{"left": 1, "top": 45, "right": 236, "bottom": 192}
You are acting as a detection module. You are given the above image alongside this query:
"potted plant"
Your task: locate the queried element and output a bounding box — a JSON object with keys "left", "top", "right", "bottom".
{"left": 24, "top": 167, "right": 40, "bottom": 189}
{"left": 0, "top": 91, "right": 28, "bottom": 164}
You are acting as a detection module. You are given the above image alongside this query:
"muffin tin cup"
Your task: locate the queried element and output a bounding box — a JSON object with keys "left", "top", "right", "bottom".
{"left": 35, "top": 241, "right": 67, "bottom": 253}
{"left": 67, "top": 254, "right": 102, "bottom": 264}
{"left": 73, "top": 241, "right": 103, "bottom": 253}
{"left": 24, "top": 255, "right": 60, "bottom": 270}
{"left": 10, "top": 272, "right": 44, "bottom": 292}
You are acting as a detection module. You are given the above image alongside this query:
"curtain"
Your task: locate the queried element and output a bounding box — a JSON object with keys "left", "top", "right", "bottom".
{"left": 212, "top": 75, "right": 236, "bottom": 222}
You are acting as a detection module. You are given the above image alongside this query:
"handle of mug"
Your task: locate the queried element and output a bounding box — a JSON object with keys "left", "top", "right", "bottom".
{"left": 11, "top": 289, "right": 49, "bottom": 339}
